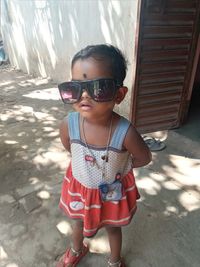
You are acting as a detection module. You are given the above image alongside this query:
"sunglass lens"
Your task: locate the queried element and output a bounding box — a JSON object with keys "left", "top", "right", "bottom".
{"left": 92, "top": 80, "right": 116, "bottom": 102}
{"left": 58, "top": 82, "right": 80, "bottom": 104}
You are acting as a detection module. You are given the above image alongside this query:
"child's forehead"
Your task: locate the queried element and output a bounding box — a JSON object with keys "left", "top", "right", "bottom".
{"left": 71, "top": 57, "right": 113, "bottom": 80}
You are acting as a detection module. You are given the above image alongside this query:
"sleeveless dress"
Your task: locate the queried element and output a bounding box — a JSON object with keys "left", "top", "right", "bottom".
{"left": 59, "top": 112, "right": 140, "bottom": 237}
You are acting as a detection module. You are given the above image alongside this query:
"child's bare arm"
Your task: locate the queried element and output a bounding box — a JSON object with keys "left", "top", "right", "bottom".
{"left": 123, "top": 124, "right": 152, "bottom": 168}
{"left": 59, "top": 117, "right": 71, "bottom": 152}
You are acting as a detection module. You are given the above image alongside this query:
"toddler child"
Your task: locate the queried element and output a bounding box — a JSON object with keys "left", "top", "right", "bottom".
{"left": 57, "top": 44, "right": 152, "bottom": 267}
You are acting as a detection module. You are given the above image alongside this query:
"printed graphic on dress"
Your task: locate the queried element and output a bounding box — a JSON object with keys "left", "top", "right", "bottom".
{"left": 69, "top": 201, "right": 84, "bottom": 211}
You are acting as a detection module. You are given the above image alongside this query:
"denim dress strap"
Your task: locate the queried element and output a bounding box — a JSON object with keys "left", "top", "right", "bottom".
{"left": 110, "top": 116, "right": 131, "bottom": 150}
{"left": 67, "top": 112, "right": 80, "bottom": 140}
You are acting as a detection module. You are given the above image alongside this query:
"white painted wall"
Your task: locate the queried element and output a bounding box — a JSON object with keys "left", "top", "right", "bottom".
{"left": 1, "top": 0, "right": 139, "bottom": 117}
{"left": 0, "top": 0, "right": 2, "bottom": 40}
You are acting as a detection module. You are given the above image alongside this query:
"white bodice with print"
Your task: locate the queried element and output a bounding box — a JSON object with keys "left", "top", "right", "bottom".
{"left": 68, "top": 112, "right": 133, "bottom": 189}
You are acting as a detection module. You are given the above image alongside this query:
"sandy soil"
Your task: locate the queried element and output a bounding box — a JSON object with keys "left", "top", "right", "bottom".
{"left": 0, "top": 65, "right": 74, "bottom": 266}
{"left": 1, "top": 65, "right": 200, "bottom": 267}
{"left": 0, "top": 65, "right": 71, "bottom": 193}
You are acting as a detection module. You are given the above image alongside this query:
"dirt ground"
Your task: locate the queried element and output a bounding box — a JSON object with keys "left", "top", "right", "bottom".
{"left": 1, "top": 65, "right": 200, "bottom": 267}
{"left": 0, "top": 65, "right": 73, "bottom": 266}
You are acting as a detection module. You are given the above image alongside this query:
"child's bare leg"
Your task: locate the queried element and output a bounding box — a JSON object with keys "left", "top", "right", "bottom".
{"left": 71, "top": 220, "right": 84, "bottom": 251}
{"left": 106, "top": 226, "right": 122, "bottom": 263}
{"left": 56, "top": 220, "right": 88, "bottom": 267}
{"left": 60, "top": 220, "right": 84, "bottom": 267}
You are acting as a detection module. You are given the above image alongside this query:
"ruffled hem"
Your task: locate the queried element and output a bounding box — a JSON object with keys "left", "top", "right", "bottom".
{"left": 59, "top": 164, "right": 140, "bottom": 237}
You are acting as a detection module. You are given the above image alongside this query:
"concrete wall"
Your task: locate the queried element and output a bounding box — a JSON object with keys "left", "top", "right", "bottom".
{"left": 1, "top": 0, "right": 139, "bottom": 117}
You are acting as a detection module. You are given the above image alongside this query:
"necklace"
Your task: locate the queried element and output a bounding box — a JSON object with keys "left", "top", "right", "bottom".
{"left": 82, "top": 115, "right": 113, "bottom": 172}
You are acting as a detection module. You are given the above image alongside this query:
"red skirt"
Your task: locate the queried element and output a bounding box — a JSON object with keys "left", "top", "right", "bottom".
{"left": 59, "top": 164, "right": 140, "bottom": 237}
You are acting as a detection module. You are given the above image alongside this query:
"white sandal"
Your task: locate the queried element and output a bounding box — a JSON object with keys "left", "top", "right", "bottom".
{"left": 143, "top": 136, "right": 166, "bottom": 151}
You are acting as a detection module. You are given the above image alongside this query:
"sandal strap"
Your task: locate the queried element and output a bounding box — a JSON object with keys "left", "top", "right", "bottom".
{"left": 108, "top": 258, "right": 122, "bottom": 266}
{"left": 56, "top": 244, "right": 89, "bottom": 267}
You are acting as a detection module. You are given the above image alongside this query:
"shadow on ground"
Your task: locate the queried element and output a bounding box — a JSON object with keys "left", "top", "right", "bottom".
{"left": 0, "top": 67, "right": 200, "bottom": 267}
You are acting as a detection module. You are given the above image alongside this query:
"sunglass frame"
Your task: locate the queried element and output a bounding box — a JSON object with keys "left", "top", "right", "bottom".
{"left": 58, "top": 78, "right": 119, "bottom": 104}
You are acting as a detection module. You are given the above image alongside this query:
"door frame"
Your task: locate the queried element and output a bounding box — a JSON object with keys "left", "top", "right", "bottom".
{"left": 181, "top": 32, "right": 200, "bottom": 123}
{"left": 129, "top": 0, "right": 143, "bottom": 125}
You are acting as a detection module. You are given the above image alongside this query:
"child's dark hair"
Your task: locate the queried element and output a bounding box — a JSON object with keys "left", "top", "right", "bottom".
{"left": 71, "top": 44, "right": 127, "bottom": 86}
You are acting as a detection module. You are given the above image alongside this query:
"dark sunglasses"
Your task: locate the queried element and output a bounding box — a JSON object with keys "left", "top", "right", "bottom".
{"left": 58, "top": 78, "right": 120, "bottom": 104}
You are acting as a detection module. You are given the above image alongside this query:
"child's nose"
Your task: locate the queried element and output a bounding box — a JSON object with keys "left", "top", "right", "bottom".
{"left": 81, "top": 89, "right": 90, "bottom": 99}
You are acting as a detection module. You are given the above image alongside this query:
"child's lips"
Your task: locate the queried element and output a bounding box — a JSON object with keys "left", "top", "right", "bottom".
{"left": 79, "top": 101, "right": 93, "bottom": 110}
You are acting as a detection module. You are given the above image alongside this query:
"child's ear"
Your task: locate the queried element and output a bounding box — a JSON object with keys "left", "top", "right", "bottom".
{"left": 115, "top": 86, "right": 128, "bottom": 104}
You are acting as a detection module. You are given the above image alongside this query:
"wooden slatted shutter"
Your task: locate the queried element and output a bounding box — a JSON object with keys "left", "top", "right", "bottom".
{"left": 131, "top": 0, "right": 200, "bottom": 133}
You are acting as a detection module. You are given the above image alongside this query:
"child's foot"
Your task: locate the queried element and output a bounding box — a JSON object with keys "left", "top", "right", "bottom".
{"left": 108, "top": 258, "right": 126, "bottom": 267}
{"left": 56, "top": 243, "right": 89, "bottom": 267}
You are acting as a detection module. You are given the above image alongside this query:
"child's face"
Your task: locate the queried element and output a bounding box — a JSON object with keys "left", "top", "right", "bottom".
{"left": 71, "top": 57, "right": 117, "bottom": 120}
